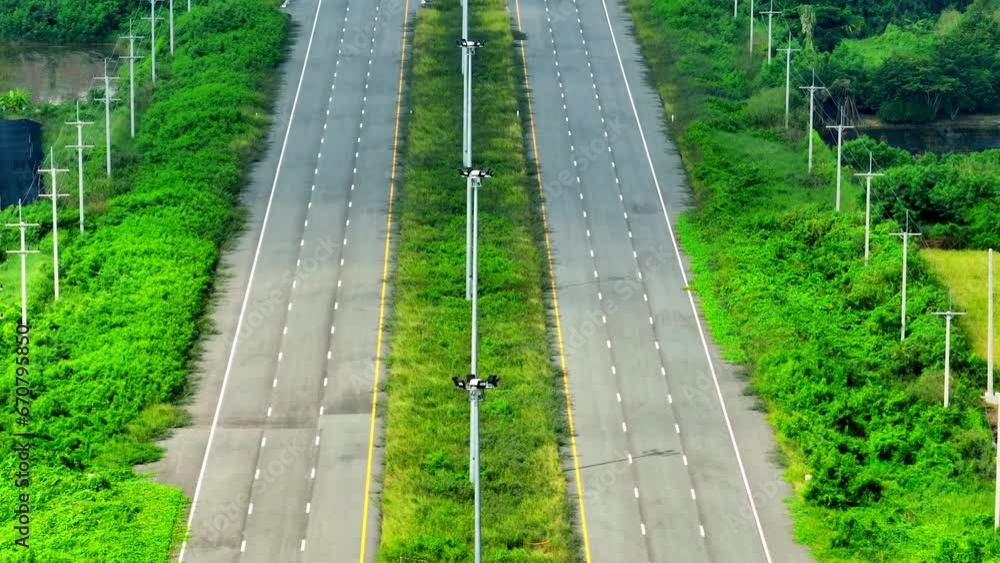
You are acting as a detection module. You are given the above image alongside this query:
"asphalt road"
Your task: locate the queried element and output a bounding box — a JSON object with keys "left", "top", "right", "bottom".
{"left": 512, "top": 0, "right": 815, "bottom": 561}
{"left": 141, "top": 0, "right": 413, "bottom": 561}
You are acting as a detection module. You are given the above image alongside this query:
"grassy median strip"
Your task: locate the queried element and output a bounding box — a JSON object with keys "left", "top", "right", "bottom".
{"left": 379, "top": 0, "right": 576, "bottom": 561}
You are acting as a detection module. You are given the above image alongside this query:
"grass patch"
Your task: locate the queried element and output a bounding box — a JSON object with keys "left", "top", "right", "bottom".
{"left": 378, "top": 0, "right": 575, "bottom": 561}
{"left": 924, "top": 249, "right": 999, "bottom": 362}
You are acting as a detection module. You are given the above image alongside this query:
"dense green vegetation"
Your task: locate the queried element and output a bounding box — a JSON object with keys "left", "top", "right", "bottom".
{"left": 746, "top": 1, "right": 1000, "bottom": 122}
{"left": 0, "top": 0, "right": 131, "bottom": 43}
{"left": 842, "top": 138, "right": 1000, "bottom": 249}
{"left": 629, "top": 0, "right": 1000, "bottom": 560}
{"left": 0, "top": 1, "right": 288, "bottom": 560}
{"left": 379, "top": 0, "right": 576, "bottom": 560}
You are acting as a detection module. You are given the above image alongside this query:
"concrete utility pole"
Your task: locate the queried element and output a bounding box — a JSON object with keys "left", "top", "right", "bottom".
{"left": 761, "top": 0, "right": 782, "bottom": 64}
{"left": 800, "top": 70, "right": 825, "bottom": 174}
{"left": 121, "top": 20, "right": 145, "bottom": 139}
{"left": 734, "top": 0, "right": 738, "bottom": 18}
{"left": 932, "top": 306, "right": 965, "bottom": 408}
{"left": 38, "top": 148, "right": 70, "bottom": 301}
{"left": 93, "top": 58, "right": 120, "bottom": 177}
{"left": 144, "top": 0, "right": 163, "bottom": 83}
{"left": 187, "top": 0, "right": 191, "bottom": 12}
{"left": 454, "top": 166, "right": 495, "bottom": 563}
{"left": 749, "top": 0, "right": 754, "bottom": 55}
{"left": 458, "top": 39, "right": 483, "bottom": 300}
{"left": 168, "top": 0, "right": 175, "bottom": 54}
{"left": 64, "top": 102, "right": 94, "bottom": 233}
{"left": 989, "top": 248, "right": 995, "bottom": 397}
{"left": 776, "top": 33, "right": 800, "bottom": 129}
{"left": 6, "top": 201, "right": 39, "bottom": 326}
{"left": 854, "top": 152, "right": 883, "bottom": 266}
{"left": 891, "top": 214, "right": 921, "bottom": 341}
{"left": 826, "top": 106, "right": 855, "bottom": 211}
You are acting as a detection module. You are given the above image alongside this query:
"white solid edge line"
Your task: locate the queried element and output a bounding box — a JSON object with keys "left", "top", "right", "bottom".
{"left": 177, "top": 0, "right": 325, "bottom": 559}
{"left": 596, "top": 0, "right": 773, "bottom": 561}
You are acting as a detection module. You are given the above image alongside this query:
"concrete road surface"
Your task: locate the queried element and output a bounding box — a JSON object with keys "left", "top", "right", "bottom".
{"left": 511, "top": 0, "right": 814, "bottom": 561}
{"left": 141, "top": 0, "right": 414, "bottom": 561}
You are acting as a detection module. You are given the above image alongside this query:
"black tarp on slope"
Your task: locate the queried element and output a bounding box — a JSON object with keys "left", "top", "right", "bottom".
{"left": 0, "top": 119, "right": 43, "bottom": 209}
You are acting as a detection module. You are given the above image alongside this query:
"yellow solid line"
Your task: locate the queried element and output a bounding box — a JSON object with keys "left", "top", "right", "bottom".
{"left": 358, "top": 0, "right": 409, "bottom": 560}
{"left": 514, "top": 0, "right": 592, "bottom": 560}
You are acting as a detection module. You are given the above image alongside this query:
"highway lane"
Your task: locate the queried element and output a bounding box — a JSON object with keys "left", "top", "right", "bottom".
{"left": 513, "top": 0, "right": 813, "bottom": 561}
{"left": 143, "top": 0, "right": 412, "bottom": 561}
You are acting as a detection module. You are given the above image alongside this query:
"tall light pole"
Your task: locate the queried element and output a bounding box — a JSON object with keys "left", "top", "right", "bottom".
{"left": 854, "top": 152, "right": 883, "bottom": 266}
{"left": 65, "top": 101, "right": 93, "bottom": 233}
{"left": 38, "top": 148, "right": 70, "bottom": 300}
{"left": 891, "top": 214, "right": 921, "bottom": 341}
{"left": 826, "top": 106, "right": 854, "bottom": 212}
{"left": 121, "top": 20, "right": 144, "bottom": 139}
{"left": 932, "top": 306, "right": 965, "bottom": 408}
{"left": 6, "top": 201, "right": 39, "bottom": 326}
{"left": 93, "top": 58, "right": 119, "bottom": 177}
{"left": 761, "top": 0, "right": 782, "bottom": 64}
{"left": 455, "top": 166, "right": 495, "bottom": 563}
{"left": 458, "top": 39, "right": 483, "bottom": 300}
{"left": 799, "top": 70, "right": 825, "bottom": 174}
{"left": 776, "top": 33, "right": 800, "bottom": 129}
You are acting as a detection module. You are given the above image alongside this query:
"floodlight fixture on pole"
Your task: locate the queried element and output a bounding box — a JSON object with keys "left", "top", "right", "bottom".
{"left": 760, "top": 0, "right": 782, "bottom": 64}
{"left": 459, "top": 167, "right": 494, "bottom": 179}
{"left": 121, "top": 19, "right": 145, "bottom": 139}
{"left": 891, "top": 213, "right": 921, "bottom": 341}
{"left": 456, "top": 38, "right": 485, "bottom": 50}
{"left": 6, "top": 201, "right": 40, "bottom": 326}
{"left": 932, "top": 305, "right": 966, "bottom": 408}
{"left": 776, "top": 33, "right": 800, "bottom": 129}
{"left": 854, "top": 152, "right": 883, "bottom": 266}
{"left": 65, "top": 101, "right": 94, "bottom": 233}
{"left": 93, "top": 58, "right": 120, "bottom": 177}
{"left": 800, "top": 70, "right": 825, "bottom": 174}
{"left": 826, "top": 106, "right": 854, "bottom": 211}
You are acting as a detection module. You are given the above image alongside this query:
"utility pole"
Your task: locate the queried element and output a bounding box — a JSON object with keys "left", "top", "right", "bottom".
{"left": 38, "top": 148, "right": 70, "bottom": 301}
{"left": 826, "top": 106, "right": 854, "bottom": 211}
{"left": 121, "top": 20, "right": 144, "bottom": 139}
{"left": 854, "top": 152, "right": 883, "bottom": 266}
{"left": 168, "top": 0, "right": 175, "bottom": 55}
{"left": 64, "top": 102, "right": 94, "bottom": 233}
{"left": 734, "top": 0, "right": 738, "bottom": 18}
{"left": 93, "top": 58, "right": 119, "bottom": 177}
{"left": 891, "top": 214, "right": 921, "bottom": 341}
{"left": 761, "top": 0, "right": 782, "bottom": 64}
{"left": 454, "top": 167, "right": 495, "bottom": 563}
{"left": 932, "top": 305, "right": 965, "bottom": 408}
{"left": 749, "top": 0, "right": 754, "bottom": 56}
{"left": 989, "top": 248, "right": 995, "bottom": 397}
{"left": 776, "top": 33, "right": 800, "bottom": 129}
{"left": 799, "top": 70, "right": 825, "bottom": 174}
{"left": 187, "top": 0, "right": 190, "bottom": 12}
{"left": 458, "top": 39, "right": 483, "bottom": 300}
{"left": 6, "top": 201, "right": 39, "bottom": 326}
{"left": 144, "top": 0, "right": 163, "bottom": 83}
